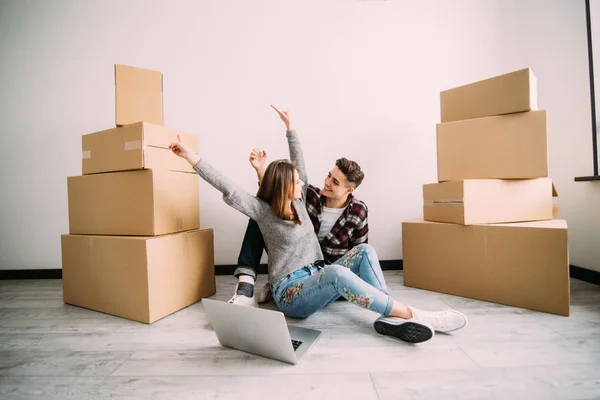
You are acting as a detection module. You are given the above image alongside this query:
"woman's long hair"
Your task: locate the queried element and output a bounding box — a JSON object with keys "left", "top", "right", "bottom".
{"left": 256, "top": 159, "right": 301, "bottom": 224}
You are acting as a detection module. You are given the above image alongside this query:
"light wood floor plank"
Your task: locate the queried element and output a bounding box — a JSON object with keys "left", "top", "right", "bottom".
{"left": 0, "top": 374, "right": 379, "bottom": 400}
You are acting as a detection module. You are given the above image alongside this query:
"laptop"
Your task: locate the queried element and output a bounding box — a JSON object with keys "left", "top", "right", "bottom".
{"left": 202, "top": 298, "right": 321, "bottom": 365}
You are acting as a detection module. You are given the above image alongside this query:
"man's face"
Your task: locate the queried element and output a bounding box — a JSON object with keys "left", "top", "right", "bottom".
{"left": 322, "top": 166, "right": 354, "bottom": 201}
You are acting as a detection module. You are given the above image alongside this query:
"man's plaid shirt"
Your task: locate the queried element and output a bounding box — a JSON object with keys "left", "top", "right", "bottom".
{"left": 306, "top": 184, "right": 369, "bottom": 264}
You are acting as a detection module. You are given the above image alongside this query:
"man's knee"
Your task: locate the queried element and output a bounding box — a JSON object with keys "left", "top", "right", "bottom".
{"left": 355, "top": 243, "right": 374, "bottom": 254}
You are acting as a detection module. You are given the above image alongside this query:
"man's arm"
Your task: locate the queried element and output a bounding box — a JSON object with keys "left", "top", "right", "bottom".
{"left": 249, "top": 148, "right": 267, "bottom": 185}
{"left": 349, "top": 204, "right": 369, "bottom": 246}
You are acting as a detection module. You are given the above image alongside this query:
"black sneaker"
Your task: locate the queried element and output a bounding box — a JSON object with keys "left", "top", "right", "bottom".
{"left": 373, "top": 316, "right": 435, "bottom": 344}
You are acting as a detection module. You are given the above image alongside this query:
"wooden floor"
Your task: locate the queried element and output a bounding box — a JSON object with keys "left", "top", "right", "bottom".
{"left": 1, "top": 271, "right": 599, "bottom": 399}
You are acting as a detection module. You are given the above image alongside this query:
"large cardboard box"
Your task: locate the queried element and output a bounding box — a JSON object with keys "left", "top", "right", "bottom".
{"left": 115, "top": 64, "right": 163, "bottom": 126}
{"left": 437, "top": 110, "right": 548, "bottom": 182}
{"left": 68, "top": 169, "right": 200, "bottom": 236}
{"left": 82, "top": 122, "right": 199, "bottom": 175}
{"left": 423, "top": 178, "right": 555, "bottom": 225}
{"left": 440, "top": 68, "right": 537, "bottom": 123}
{"left": 62, "top": 229, "right": 216, "bottom": 324}
{"left": 402, "top": 219, "right": 569, "bottom": 316}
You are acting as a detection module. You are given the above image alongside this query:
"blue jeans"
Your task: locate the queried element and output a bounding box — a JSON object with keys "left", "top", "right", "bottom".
{"left": 271, "top": 244, "right": 394, "bottom": 318}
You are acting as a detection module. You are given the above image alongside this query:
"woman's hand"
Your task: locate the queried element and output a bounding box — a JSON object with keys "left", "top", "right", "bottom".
{"left": 249, "top": 148, "right": 267, "bottom": 171}
{"left": 270, "top": 105, "right": 292, "bottom": 131}
{"left": 169, "top": 135, "right": 200, "bottom": 166}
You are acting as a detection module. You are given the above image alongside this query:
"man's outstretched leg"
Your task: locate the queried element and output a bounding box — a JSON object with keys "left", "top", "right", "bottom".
{"left": 229, "top": 219, "right": 265, "bottom": 307}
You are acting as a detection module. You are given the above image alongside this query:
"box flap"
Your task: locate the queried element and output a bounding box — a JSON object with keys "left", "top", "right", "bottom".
{"left": 115, "top": 64, "right": 163, "bottom": 126}
{"left": 423, "top": 181, "right": 464, "bottom": 203}
{"left": 482, "top": 219, "right": 568, "bottom": 229}
{"left": 529, "top": 68, "right": 538, "bottom": 110}
{"left": 144, "top": 146, "right": 195, "bottom": 173}
{"left": 141, "top": 122, "right": 199, "bottom": 151}
{"left": 552, "top": 205, "right": 563, "bottom": 218}
{"left": 552, "top": 183, "right": 558, "bottom": 197}
{"left": 405, "top": 219, "right": 568, "bottom": 230}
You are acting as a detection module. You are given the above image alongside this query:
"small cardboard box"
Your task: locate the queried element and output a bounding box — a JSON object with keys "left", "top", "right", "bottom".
{"left": 440, "top": 68, "right": 537, "bottom": 123}
{"left": 423, "top": 178, "right": 556, "bottom": 225}
{"left": 82, "top": 122, "right": 198, "bottom": 175}
{"left": 115, "top": 64, "right": 163, "bottom": 126}
{"left": 68, "top": 169, "right": 199, "bottom": 236}
{"left": 437, "top": 110, "right": 548, "bottom": 182}
{"left": 402, "top": 219, "right": 569, "bottom": 316}
{"left": 62, "top": 229, "right": 216, "bottom": 324}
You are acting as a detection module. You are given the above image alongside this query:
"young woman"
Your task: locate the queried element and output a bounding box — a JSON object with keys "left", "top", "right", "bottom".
{"left": 169, "top": 105, "right": 467, "bottom": 344}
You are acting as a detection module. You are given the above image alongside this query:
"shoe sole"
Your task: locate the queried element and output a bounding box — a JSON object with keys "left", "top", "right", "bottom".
{"left": 374, "top": 320, "right": 434, "bottom": 344}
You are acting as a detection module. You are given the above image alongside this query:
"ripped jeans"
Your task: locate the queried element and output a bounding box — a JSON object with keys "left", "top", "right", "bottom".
{"left": 271, "top": 244, "right": 394, "bottom": 318}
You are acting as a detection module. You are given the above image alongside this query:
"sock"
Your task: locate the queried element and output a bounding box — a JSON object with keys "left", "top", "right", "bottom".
{"left": 236, "top": 274, "right": 255, "bottom": 297}
{"left": 236, "top": 282, "right": 255, "bottom": 297}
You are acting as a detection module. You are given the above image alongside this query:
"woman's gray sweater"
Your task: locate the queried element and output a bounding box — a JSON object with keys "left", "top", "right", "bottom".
{"left": 192, "top": 130, "right": 324, "bottom": 284}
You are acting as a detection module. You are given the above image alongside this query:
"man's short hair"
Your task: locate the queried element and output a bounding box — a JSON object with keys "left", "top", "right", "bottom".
{"left": 336, "top": 157, "right": 365, "bottom": 189}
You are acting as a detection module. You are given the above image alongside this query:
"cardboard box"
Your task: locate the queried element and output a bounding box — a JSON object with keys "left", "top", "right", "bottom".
{"left": 62, "top": 229, "right": 216, "bottom": 324}
{"left": 423, "top": 178, "right": 556, "bottom": 225}
{"left": 440, "top": 68, "right": 537, "bottom": 123}
{"left": 82, "top": 122, "right": 199, "bottom": 175}
{"left": 68, "top": 169, "right": 199, "bottom": 236}
{"left": 437, "top": 110, "right": 548, "bottom": 182}
{"left": 115, "top": 64, "right": 163, "bottom": 126}
{"left": 402, "top": 219, "right": 569, "bottom": 316}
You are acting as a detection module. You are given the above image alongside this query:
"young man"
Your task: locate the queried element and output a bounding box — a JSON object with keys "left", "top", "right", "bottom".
{"left": 229, "top": 146, "right": 368, "bottom": 307}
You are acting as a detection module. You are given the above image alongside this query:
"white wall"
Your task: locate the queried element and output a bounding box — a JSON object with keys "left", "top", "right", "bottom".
{"left": 1, "top": 0, "right": 598, "bottom": 271}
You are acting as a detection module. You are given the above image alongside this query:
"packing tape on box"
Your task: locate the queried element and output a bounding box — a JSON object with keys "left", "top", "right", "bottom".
{"left": 82, "top": 150, "right": 91, "bottom": 159}
{"left": 124, "top": 140, "right": 146, "bottom": 151}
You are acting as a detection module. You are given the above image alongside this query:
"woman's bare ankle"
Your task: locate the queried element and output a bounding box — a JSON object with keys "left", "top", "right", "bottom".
{"left": 389, "top": 302, "right": 412, "bottom": 319}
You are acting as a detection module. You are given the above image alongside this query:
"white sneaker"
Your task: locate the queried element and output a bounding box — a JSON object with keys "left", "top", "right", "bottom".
{"left": 373, "top": 316, "right": 434, "bottom": 344}
{"left": 227, "top": 283, "right": 257, "bottom": 307}
{"left": 408, "top": 306, "right": 468, "bottom": 333}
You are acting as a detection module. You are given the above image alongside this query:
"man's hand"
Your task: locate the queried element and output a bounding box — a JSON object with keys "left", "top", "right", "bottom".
{"left": 270, "top": 104, "right": 292, "bottom": 131}
{"left": 249, "top": 148, "right": 267, "bottom": 171}
{"left": 249, "top": 148, "right": 267, "bottom": 185}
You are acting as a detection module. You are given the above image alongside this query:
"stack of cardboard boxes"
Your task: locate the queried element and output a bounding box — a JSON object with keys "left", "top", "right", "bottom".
{"left": 402, "top": 68, "right": 570, "bottom": 316}
{"left": 61, "top": 65, "right": 216, "bottom": 324}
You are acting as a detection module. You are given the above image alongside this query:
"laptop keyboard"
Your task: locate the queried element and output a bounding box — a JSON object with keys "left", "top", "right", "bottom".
{"left": 291, "top": 339, "right": 303, "bottom": 351}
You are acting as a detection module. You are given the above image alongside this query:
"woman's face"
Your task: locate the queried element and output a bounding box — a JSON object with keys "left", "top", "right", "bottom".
{"left": 292, "top": 169, "right": 304, "bottom": 199}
